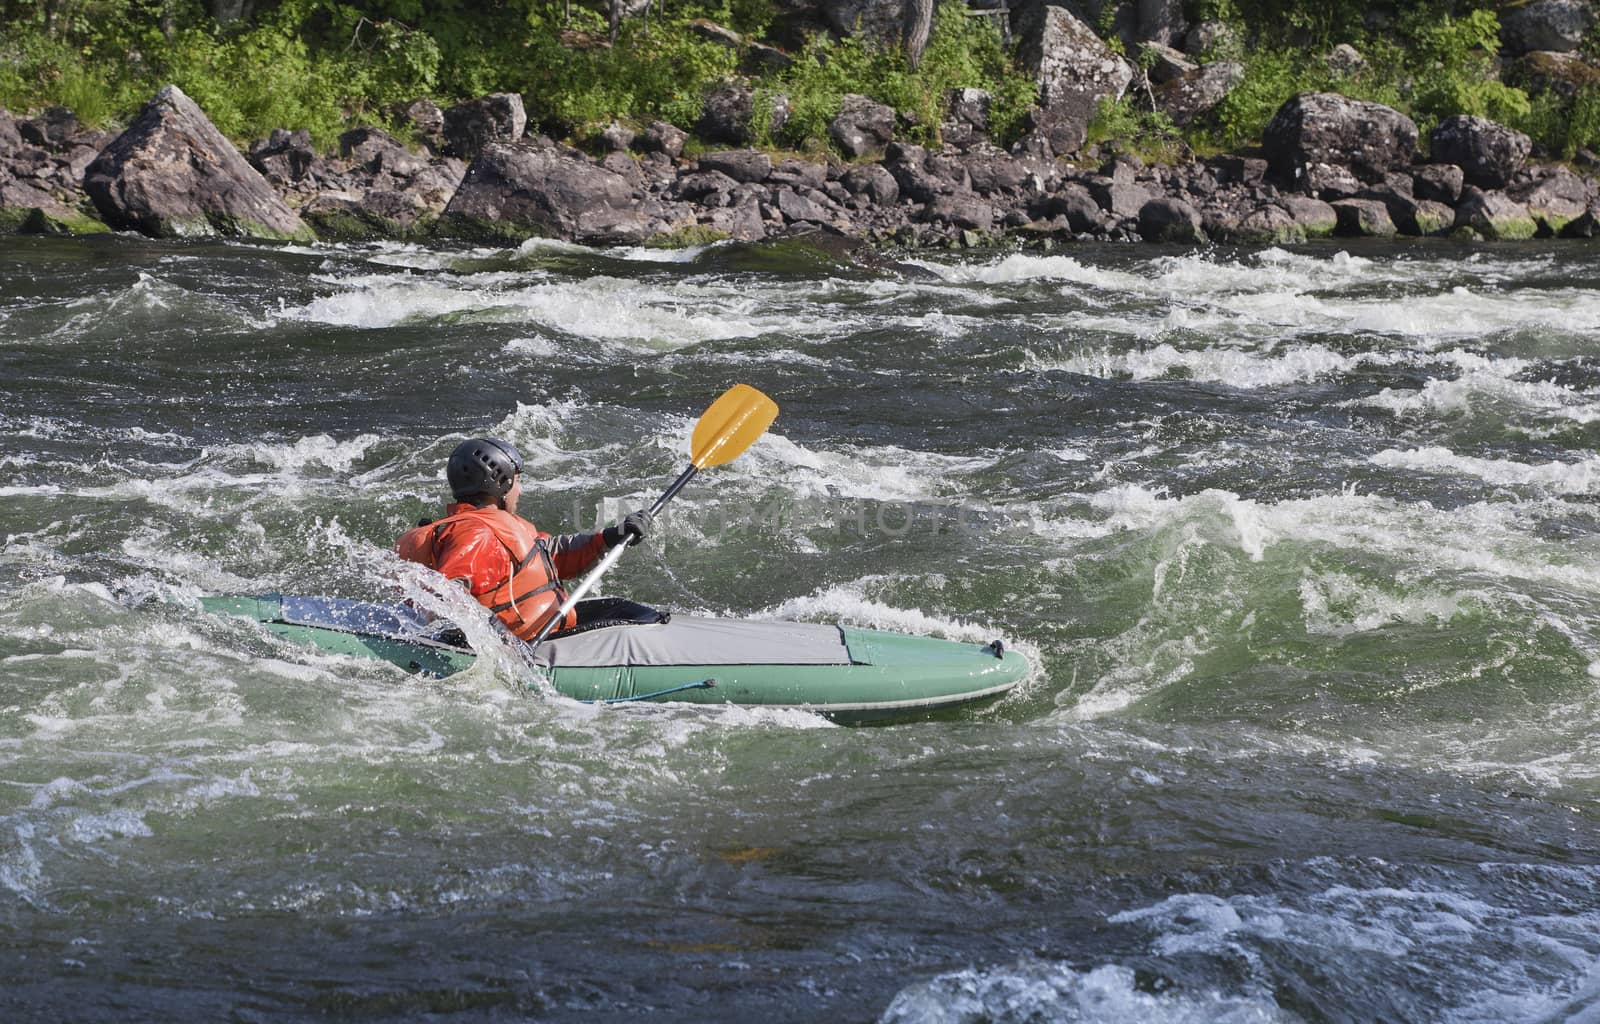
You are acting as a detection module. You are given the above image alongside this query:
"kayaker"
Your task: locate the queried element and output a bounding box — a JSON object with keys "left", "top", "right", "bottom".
{"left": 395, "top": 437, "right": 654, "bottom": 640}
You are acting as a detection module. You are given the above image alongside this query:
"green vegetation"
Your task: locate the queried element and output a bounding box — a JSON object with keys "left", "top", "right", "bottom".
{"left": 1201, "top": 0, "right": 1600, "bottom": 156}
{"left": 754, "top": 2, "right": 1035, "bottom": 150}
{"left": 0, "top": 0, "right": 1029, "bottom": 152}
{"left": 2, "top": 0, "right": 1599, "bottom": 163}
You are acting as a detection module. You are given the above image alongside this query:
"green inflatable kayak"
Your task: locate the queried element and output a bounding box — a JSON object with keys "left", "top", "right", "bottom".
{"left": 202, "top": 595, "right": 1029, "bottom": 724}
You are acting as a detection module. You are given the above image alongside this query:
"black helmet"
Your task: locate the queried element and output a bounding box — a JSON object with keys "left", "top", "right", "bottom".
{"left": 446, "top": 438, "right": 523, "bottom": 500}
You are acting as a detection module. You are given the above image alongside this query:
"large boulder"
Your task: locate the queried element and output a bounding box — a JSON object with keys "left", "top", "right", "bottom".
{"left": 83, "top": 85, "right": 313, "bottom": 241}
{"left": 1211, "top": 203, "right": 1305, "bottom": 244}
{"left": 438, "top": 139, "right": 653, "bottom": 245}
{"left": 1153, "top": 61, "right": 1244, "bottom": 125}
{"left": 840, "top": 163, "right": 899, "bottom": 205}
{"left": 1263, "top": 92, "right": 1417, "bottom": 188}
{"left": 1014, "top": 3, "right": 1135, "bottom": 157}
{"left": 1278, "top": 194, "right": 1339, "bottom": 237}
{"left": 697, "top": 149, "right": 772, "bottom": 183}
{"left": 1331, "top": 197, "right": 1397, "bottom": 236}
{"left": 1454, "top": 187, "right": 1538, "bottom": 239}
{"left": 829, "top": 93, "right": 896, "bottom": 159}
{"left": 1412, "top": 163, "right": 1465, "bottom": 203}
{"left": 443, "top": 93, "right": 526, "bottom": 161}
{"left": 1509, "top": 165, "right": 1595, "bottom": 233}
{"left": 637, "top": 120, "right": 689, "bottom": 159}
{"left": 1137, "top": 196, "right": 1205, "bottom": 242}
{"left": 1429, "top": 115, "right": 1532, "bottom": 189}
{"left": 1500, "top": 0, "right": 1595, "bottom": 56}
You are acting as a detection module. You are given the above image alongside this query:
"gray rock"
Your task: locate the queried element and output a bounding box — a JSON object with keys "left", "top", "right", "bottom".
{"left": 1015, "top": 4, "right": 1135, "bottom": 157}
{"left": 818, "top": 0, "right": 904, "bottom": 46}
{"left": 339, "top": 126, "right": 424, "bottom": 177}
{"left": 700, "top": 198, "right": 767, "bottom": 241}
{"left": 1034, "top": 183, "right": 1102, "bottom": 232}
{"left": 1090, "top": 178, "right": 1155, "bottom": 217}
{"left": 405, "top": 158, "right": 468, "bottom": 209}
{"left": 1454, "top": 186, "right": 1538, "bottom": 239}
{"left": 599, "top": 151, "right": 643, "bottom": 187}
{"left": 1211, "top": 155, "right": 1267, "bottom": 184}
{"left": 1219, "top": 203, "right": 1306, "bottom": 244}
{"left": 840, "top": 163, "right": 899, "bottom": 205}
{"left": 674, "top": 169, "right": 741, "bottom": 203}
{"left": 0, "top": 110, "right": 21, "bottom": 157}
{"left": 775, "top": 187, "right": 837, "bottom": 225}
{"left": 1279, "top": 194, "right": 1339, "bottom": 237}
{"left": 885, "top": 143, "right": 950, "bottom": 202}
{"left": 1430, "top": 114, "right": 1532, "bottom": 189}
{"left": 1325, "top": 43, "right": 1365, "bottom": 75}
{"left": 1263, "top": 92, "right": 1417, "bottom": 186}
{"left": 248, "top": 128, "right": 315, "bottom": 186}
{"left": 770, "top": 157, "right": 829, "bottom": 189}
{"left": 639, "top": 120, "right": 689, "bottom": 159}
{"left": 597, "top": 122, "right": 636, "bottom": 153}
{"left": 1153, "top": 61, "right": 1244, "bottom": 126}
{"left": 698, "top": 149, "right": 772, "bottom": 183}
{"left": 397, "top": 98, "right": 444, "bottom": 140}
{"left": 699, "top": 82, "right": 755, "bottom": 146}
{"left": 965, "top": 152, "right": 1031, "bottom": 195}
{"left": 924, "top": 192, "right": 994, "bottom": 232}
{"left": 943, "top": 88, "right": 992, "bottom": 150}
{"left": 1137, "top": 196, "right": 1205, "bottom": 242}
{"left": 19, "top": 106, "right": 79, "bottom": 150}
{"left": 443, "top": 93, "right": 527, "bottom": 161}
{"left": 747, "top": 42, "right": 793, "bottom": 73}
{"left": 688, "top": 17, "right": 744, "bottom": 49}
{"left": 1299, "top": 161, "right": 1364, "bottom": 198}
{"left": 948, "top": 88, "right": 992, "bottom": 132}
{"left": 1501, "top": 0, "right": 1595, "bottom": 56}
{"left": 1184, "top": 19, "right": 1233, "bottom": 57}
{"left": 1510, "top": 165, "right": 1595, "bottom": 233}
{"left": 926, "top": 152, "right": 971, "bottom": 192}
{"left": 1138, "top": 0, "right": 1189, "bottom": 48}
{"left": 829, "top": 93, "right": 896, "bottom": 159}
{"left": 1332, "top": 197, "right": 1397, "bottom": 236}
{"left": 1384, "top": 195, "right": 1455, "bottom": 235}
{"left": 84, "top": 85, "right": 313, "bottom": 241}
{"left": 1412, "top": 163, "right": 1465, "bottom": 203}
{"left": 439, "top": 139, "right": 651, "bottom": 245}
{"left": 1511, "top": 49, "right": 1600, "bottom": 101}
{"left": 1142, "top": 41, "right": 1197, "bottom": 83}
{"left": 1560, "top": 205, "right": 1600, "bottom": 237}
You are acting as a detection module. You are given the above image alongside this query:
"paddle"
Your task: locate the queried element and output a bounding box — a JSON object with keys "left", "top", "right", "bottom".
{"left": 525, "top": 383, "right": 780, "bottom": 653}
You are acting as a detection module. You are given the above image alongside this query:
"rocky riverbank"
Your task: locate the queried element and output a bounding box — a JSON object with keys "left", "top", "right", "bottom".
{"left": 5, "top": 1, "right": 1600, "bottom": 251}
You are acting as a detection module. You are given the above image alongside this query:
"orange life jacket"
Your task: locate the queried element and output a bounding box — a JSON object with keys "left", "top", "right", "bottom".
{"left": 395, "top": 506, "right": 576, "bottom": 639}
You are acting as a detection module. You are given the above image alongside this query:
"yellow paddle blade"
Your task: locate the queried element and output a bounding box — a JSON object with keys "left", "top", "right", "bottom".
{"left": 690, "top": 384, "right": 779, "bottom": 469}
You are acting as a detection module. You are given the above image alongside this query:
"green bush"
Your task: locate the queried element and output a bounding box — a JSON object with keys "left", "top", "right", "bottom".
{"left": 755, "top": 0, "right": 1034, "bottom": 151}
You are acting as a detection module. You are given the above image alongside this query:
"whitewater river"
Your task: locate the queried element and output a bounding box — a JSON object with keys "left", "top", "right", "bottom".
{"left": 3, "top": 233, "right": 1600, "bottom": 1022}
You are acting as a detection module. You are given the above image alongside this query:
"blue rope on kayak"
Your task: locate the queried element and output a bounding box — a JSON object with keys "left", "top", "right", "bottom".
{"left": 582, "top": 678, "right": 717, "bottom": 705}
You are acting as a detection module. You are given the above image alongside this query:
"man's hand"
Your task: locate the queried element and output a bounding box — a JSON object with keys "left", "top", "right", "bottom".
{"left": 603, "top": 509, "right": 652, "bottom": 548}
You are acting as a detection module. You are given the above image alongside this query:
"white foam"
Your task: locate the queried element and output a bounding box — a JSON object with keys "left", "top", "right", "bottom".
{"left": 1355, "top": 371, "right": 1600, "bottom": 428}
{"left": 880, "top": 960, "right": 1293, "bottom": 1024}
{"left": 1371, "top": 447, "right": 1600, "bottom": 495}
{"left": 276, "top": 270, "right": 783, "bottom": 344}
{"left": 1049, "top": 342, "right": 1385, "bottom": 386}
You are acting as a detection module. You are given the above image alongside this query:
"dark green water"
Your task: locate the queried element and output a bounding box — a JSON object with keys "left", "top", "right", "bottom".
{"left": 3, "top": 234, "right": 1600, "bottom": 1022}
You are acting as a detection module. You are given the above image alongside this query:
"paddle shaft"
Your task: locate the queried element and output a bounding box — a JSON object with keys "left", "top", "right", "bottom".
{"left": 524, "top": 464, "right": 699, "bottom": 651}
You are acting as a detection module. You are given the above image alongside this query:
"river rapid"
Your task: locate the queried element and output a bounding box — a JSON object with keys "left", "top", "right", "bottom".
{"left": 3, "top": 233, "right": 1600, "bottom": 1022}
